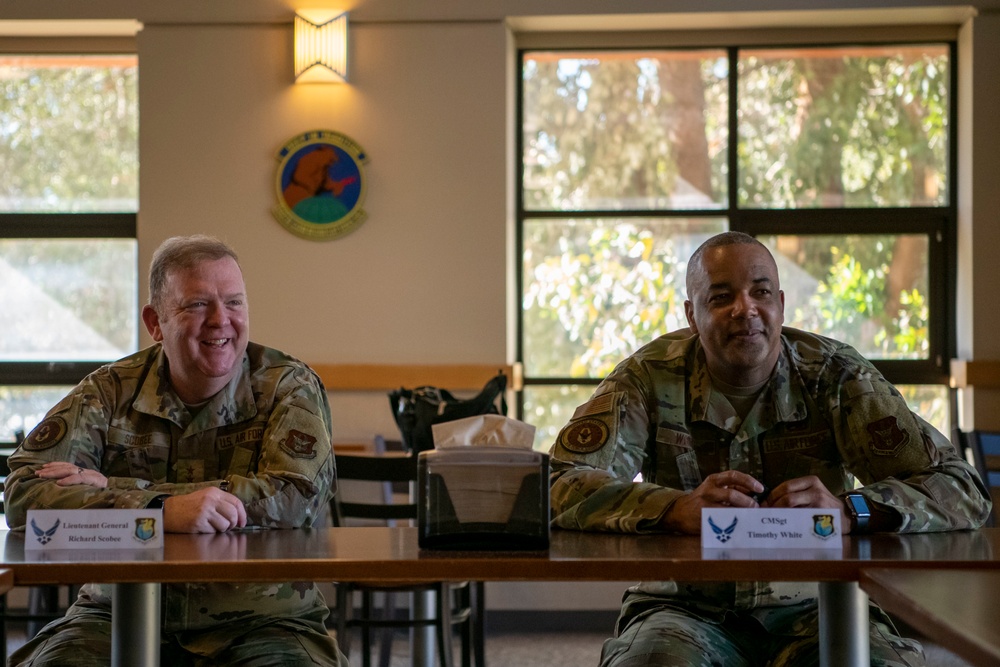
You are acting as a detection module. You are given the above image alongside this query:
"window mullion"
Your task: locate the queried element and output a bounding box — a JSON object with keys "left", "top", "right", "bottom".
{"left": 0, "top": 213, "right": 136, "bottom": 238}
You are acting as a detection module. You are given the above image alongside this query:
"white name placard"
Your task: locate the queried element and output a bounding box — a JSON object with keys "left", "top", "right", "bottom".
{"left": 25, "top": 509, "right": 164, "bottom": 550}
{"left": 701, "top": 507, "right": 841, "bottom": 550}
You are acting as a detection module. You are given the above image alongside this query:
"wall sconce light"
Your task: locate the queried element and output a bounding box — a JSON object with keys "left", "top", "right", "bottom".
{"left": 294, "top": 9, "right": 348, "bottom": 83}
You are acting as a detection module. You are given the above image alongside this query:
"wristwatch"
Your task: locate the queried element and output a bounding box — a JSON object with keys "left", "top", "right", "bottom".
{"left": 843, "top": 492, "right": 871, "bottom": 533}
{"left": 146, "top": 494, "right": 169, "bottom": 510}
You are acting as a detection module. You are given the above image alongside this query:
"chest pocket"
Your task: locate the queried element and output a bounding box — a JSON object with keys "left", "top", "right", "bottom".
{"left": 654, "top": 426, "right": 701, "bottom": 491}
{"left": 760, "top": 426, "right": 838, "bottom": 486}
{"left": 106, "top": 427, "right": 173, "bottom": 482}
{"left": 215, "top": 424, "right": 265, "bottom": 476}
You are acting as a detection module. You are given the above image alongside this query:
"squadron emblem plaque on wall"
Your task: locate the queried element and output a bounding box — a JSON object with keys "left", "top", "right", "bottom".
{"left": 272, "top": 130, "right": 369, "bottom": 240}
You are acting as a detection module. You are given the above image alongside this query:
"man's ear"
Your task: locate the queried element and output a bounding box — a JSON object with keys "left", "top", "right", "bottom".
{"left": 141, "top": 305, "right": 164, "bottom": 341}
{"left": 684, "top": 300, "right": 698, "bottom": 333}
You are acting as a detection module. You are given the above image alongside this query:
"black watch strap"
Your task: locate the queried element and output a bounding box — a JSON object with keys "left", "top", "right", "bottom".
{"left": 844, "top": 492, "right": 871, "bottom": 533}
{"left": 146, "top": 494, "right": 169, "bottom": 510}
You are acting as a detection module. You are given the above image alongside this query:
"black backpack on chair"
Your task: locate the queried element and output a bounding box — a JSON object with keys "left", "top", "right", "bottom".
{"left": 388, "top": 371, "right": 507, "bottom": 453}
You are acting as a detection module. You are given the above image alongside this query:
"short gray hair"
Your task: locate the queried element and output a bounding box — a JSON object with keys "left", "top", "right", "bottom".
{"left": 148, "top": 235, "right": 240, "bottom": 311}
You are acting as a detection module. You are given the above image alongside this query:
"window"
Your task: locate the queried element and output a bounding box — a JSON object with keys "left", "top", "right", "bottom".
{"left": 519, "top": 41, "right": 954, "bottom": 449}
{"left": 0, "top": 54, "right": 138, "bottom": 441}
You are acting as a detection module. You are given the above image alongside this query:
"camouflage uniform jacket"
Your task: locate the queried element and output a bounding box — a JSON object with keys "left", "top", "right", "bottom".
{"left": 5, "top": 342, "right": 336, "bottom": 635}
{"left": 550, "top": 327, "right": 991, "bottom": 625}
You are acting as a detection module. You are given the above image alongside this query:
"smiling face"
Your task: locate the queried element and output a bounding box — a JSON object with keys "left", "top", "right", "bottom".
{"left": 141, "top": 256, "right": 249, "bottom": 404}
{"left": 684, "top": 242, "right": 785, "bottom": 387}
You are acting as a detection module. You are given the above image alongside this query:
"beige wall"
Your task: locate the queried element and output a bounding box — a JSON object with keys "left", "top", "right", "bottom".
{"left": 4, "top": 0, "right": 1000, "bottom": 610}
{"left": 958, "top": 11, "right": 1000, "bottom": 430}
{"left": 134, "top": 17, "right": 510, "bottom": 441}
{"left": 138, "top": 20, "right": 508, "bottom": 362}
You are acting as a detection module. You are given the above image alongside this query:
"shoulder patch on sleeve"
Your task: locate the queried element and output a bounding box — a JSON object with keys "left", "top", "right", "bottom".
{"left": 560, "top": 417, "right": 610, "bottom": 454}
{"left": 864, "top": 416, "right": 910, "bottom": 456}
{"left": 280, "top": 429, "right": 319, "bottom": 459}
{"left": 22, "top": 416, "right": 68, "bottom": 451}
{"left": 572, "top": 391, "right": 617, "bottom": 420}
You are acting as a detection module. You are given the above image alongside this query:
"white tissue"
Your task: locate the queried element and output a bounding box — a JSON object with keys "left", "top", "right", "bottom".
{"left": 430, "top": 414, "right": 536, "bottom": 449}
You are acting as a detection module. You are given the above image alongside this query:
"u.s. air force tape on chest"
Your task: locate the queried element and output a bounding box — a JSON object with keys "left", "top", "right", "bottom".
{"left": 25, "top": 509, "right": 164, "bottom": 550}
{"left": 701, "top": 507, "right": 841, "bottom": 550}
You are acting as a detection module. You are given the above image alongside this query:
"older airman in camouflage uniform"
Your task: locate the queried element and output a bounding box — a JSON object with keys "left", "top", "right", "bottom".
{"left": 6, "top": 235, "right": 347, "bottom": 666}
{"left": 550, "top": 232, "right": 991, "bottom": 667}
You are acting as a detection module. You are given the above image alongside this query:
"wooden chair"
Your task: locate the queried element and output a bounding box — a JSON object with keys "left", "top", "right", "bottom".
{"left": 331, "top": 437, "right": 483, "bottom": 667}
{"left": 955, "top": 428, "right": 1000, "bottom": 527}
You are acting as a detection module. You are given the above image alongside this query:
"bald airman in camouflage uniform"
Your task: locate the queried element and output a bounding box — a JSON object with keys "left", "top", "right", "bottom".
{"left": 550, "top": 232, "right": 991, "bottom": 667}
{"left": 5, "top": 235, "right": 347, "bottom": 666}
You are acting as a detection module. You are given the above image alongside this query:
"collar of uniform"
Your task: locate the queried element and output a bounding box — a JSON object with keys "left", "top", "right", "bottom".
{"left": 132, "top": 346, "right": 258, "bottom": 431}
{"left": 132, "top": 345, "right": 185, "bottom": 425}
{"left": 687, "top": 344, "right": 716, "bottom": 424}
{"left": 183, "top": 354, "right": 258, "bottom": 436}
{"left": 687, "top": 336, "right": 808, "bottom": 427}
{"left": 768, "top": 338, "right": 809, "bottom": 424}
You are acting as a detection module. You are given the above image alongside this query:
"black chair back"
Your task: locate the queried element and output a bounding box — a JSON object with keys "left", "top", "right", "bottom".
{"left": 332, "top": 450, "right": 417, "bottom": 525}
{"left": 956, "top": 429, "right": 1000, "bottom": 527}
{"left": 330, "top": 437, "right": 482, "bottom": 667}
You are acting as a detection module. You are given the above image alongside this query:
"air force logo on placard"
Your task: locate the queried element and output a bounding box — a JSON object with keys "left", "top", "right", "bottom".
{"left": 31, "top": 518, "right": 60, "bottom": 545}
{"left": 813, "top": 514, "right": 836, "bottom": 539}
{"left": 134, "top": 517, "right": 157, "bottom": 543}
{"left": 708, "top": 516, "right": 737, "bottom": 543}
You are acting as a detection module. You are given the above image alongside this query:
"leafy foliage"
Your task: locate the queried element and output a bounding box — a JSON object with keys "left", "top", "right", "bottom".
{"left": 523, "top": 53, "right": 728, "bottom": 211}
{"left": 0, "top": 58, "right": 139, "bottom": 357}
{"left": 0, "top": 56, "right": 138, "bottom": 211}
{"left": 770, "top": 235, "right": 928, "bottom": 360}
{"left": 523, "top": 218, "right": 724, "bottom": 378}
{"left": 738, "top": 47, "right": 949, "bottom": 208}
{"left": 520, "top": 46, "right": 950, "bottom": 444}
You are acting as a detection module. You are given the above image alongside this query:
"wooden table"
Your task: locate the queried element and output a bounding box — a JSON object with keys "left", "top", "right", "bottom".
{"left": 860, "top": 568, "right": 1000, "bottom": 667}
{"left": 2, "top": 527, "right": 999, "bottom": 667}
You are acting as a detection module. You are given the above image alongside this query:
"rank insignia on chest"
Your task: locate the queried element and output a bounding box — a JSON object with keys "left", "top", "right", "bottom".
{"left": 178, "top": 460, "right": 205, "bottom": 483}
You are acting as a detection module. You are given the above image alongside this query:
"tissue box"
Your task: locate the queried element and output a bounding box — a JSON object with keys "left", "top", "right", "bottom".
{"left": 417, "top": 447, "right": 550, "bottom": 550}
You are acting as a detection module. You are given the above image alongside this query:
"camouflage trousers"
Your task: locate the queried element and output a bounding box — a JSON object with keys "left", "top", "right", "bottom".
{"left": 600, "top": 598, "right": 926, "bottom": 667}
{"left": 9, "top": 601, "right": 349, "bottom": 667}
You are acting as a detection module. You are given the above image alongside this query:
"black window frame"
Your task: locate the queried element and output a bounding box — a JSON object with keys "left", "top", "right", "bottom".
{"left": 0, "top": 212, "right": 137, "bottom": 385}
{"left": 515, "top": 40, "right": 958, "bottom": 414}
{"left": 0, "top": 44, "right": 139, "bottom": 391}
